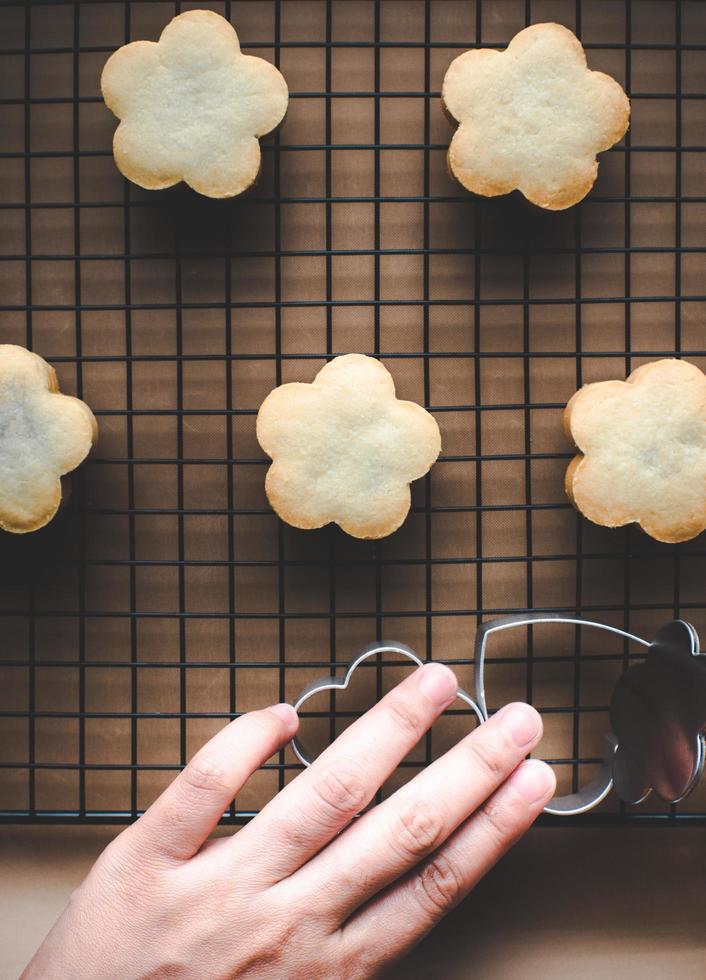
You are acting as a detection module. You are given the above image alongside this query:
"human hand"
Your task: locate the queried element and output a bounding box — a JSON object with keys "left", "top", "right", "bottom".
{"left": 24, "top": 663, "right": 555, "bottom": 979}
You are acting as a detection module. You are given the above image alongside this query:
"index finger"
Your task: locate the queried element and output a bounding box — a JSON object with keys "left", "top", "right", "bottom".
{"left": 123, "top": 704, "right": 298, "bottom": 862}
{"left": 231, "top": 661, "right": 460, "bottom": 881}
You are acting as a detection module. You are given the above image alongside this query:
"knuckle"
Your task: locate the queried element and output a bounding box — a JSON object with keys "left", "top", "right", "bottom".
{"left": 89, "top": 833, "right": 156, "bottom": 895}
{"left": 479, "top": 795, "right": 519, "bottom": 845}
{"left": 180, "top": 755, "right": 230, "bottom": 798}
{"left": 337, "top": 932, "right": 376, "bottom": 980}
{"left": 385, "top": 696, "right": 424, "bottom": 740}
{"left": 309, "top": 758, "right": 369, "bottom": 819}
{"left": 466, "top": 732, "right": 510, "bottom": 783}
{"left": 393, "top": 798, "right": 445, "bottom": 861}
{"left": 262, "top": 907, "right": 299, "bottom": 952}
{"left": 224, "top": 906, "right": 301, "bottom": 977}
{"left": 416, "top": 852, "right": 464, "bottom": 917}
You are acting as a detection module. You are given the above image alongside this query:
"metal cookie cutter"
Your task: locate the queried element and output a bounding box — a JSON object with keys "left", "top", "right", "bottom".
{"left": 291, "top": 617, "right": 704, "bottom": 817}
{"left": 291, "top": 642, "right": 484, "bottom": 767}
{"left": 475, "top": 614, "right": 705, "bottom": 815}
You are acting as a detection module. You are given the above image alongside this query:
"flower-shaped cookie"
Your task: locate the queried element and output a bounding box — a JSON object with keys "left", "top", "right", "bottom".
{"left": 564, "top": 359, "right": 706, "bottom": 544}
{"left": 0, "top": 345, "right": 97, "bottom": 533}
{"left": 101, "top": 10, "right": 288, "bottom": 199}
{"left": 256, "top": 354, "right": 442, "bottom": 539}
{"left": 442, "top": 23, "right": 630, "bottom": 210}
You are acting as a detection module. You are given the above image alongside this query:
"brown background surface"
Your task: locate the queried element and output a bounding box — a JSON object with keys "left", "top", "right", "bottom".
{"left": 1, "top": 0, "right": 705, "bottom": 975}
{"left": 3, "top": 824, "right": 706, "bottom": 978}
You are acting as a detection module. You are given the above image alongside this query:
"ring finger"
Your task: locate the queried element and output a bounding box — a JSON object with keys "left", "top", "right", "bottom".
{"left": 343, "top": 758, "right": 555, "bottom": 972}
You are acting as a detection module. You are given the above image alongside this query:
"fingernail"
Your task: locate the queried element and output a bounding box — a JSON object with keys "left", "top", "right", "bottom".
{"left": 496, "top": 702, "right": 541, "bottom": 747}
{"left": 267, "top": 703, "right": 298, "bottom": 730}
{"left": 417, "top": 662, "right": 457, "bottom": 707}
{"left": 507, "top": 759, "right": 556, "bottom": 805}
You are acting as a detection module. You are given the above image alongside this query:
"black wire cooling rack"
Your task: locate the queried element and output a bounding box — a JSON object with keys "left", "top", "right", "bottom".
{"left": 0, "top": 0, "right": 705, "bottom": 826}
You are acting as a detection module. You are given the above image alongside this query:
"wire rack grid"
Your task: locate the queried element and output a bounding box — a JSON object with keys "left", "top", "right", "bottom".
{"left": 0, "top": 0, "right": 705, "bottom": 826}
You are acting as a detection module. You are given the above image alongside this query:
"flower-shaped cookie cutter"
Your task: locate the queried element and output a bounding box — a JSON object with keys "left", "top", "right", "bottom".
{"left": 291, "top": 616, "right": 704, "bottom": 817}
{"left": 476, "top": 615, "right": 704, "bottom": 814}
{"left": 291, "top": 642, "right": 484, "bottom": 767}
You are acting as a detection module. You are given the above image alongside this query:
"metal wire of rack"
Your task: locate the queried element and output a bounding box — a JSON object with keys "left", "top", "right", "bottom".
{"left": 0, "top": 0, "right": 705, "bottom": 826}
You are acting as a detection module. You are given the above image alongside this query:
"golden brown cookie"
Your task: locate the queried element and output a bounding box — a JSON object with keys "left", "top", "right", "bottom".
{"left": 101, "top": 9, "right": 288, "bottom": 199}
{"left": 564, "top": 359, "right": 706, "bottom": 543}
{"left": 442, "top": 23, "right": 630, "bottom": 210}
{"left": 0, "top": 345, "right": 98, "bottom": 533}
{"left": 256, "top": 354, "right": 442, "bottom": 539}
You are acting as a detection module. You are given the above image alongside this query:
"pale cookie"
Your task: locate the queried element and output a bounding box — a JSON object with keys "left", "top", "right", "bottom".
{"left": 442, "top": 23, "right": 630, "bottom": 210}
{"left": 101, "top": 9, "right": 288, "bottom": 199}
{"left": 0, "top": 345, "right": 98, "bottom": 534}
{"left": 564, "top": 359, "right": 706, "bottom": 544}
{"left": 256, "top": 354, "right": 442, "bottom": 539}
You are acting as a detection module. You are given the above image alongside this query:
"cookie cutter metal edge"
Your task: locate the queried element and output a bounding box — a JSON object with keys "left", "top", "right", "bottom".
{"left": 290, "top": 619, "right": 667, "bottom": 818}
{"left": 474, "top": 614, "right": 650, "bottom": 816}
{"left": 291, "top": 642, "right": 485, "bottom": 767}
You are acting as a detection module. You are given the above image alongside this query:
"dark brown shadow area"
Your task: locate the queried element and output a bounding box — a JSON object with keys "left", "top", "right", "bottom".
{"left": 389, "top": 826, "right": 706, "bottom": 979}
{"left": 0, "top": 489, "right": 83, "bottom": 591}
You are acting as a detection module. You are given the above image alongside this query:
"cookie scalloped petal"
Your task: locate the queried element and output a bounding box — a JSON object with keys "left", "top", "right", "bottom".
{"left": 442, "top": 22, "right": 630, "bottom": 210}
{"left": 101, "top": 9, "right": 289, "bottom": 199}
